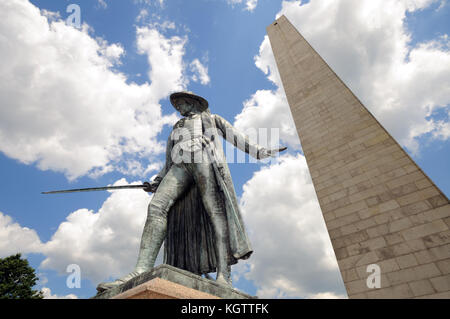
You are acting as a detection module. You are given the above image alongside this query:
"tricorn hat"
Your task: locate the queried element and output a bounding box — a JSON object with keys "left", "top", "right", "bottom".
{"left": 170, "top": 91, "right": 209, "bottom": 112}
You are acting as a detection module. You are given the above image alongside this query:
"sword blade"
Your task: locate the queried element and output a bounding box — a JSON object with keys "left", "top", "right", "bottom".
{"left": 42, "top": 184, "right": 146, "bottom": 194}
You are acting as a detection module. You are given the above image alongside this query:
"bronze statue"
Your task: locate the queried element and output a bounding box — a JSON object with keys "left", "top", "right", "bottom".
{"left": 96, "top": 91, "right": 286, "bottom": 291}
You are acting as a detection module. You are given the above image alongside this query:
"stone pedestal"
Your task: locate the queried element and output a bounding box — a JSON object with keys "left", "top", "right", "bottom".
{"left": 93, "top": 264, "right": 255, "bottom": 299}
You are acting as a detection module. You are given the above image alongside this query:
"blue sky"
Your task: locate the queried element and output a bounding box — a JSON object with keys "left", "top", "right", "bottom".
{"left": 0, "top": 0, "right": 449, "bottom": 299}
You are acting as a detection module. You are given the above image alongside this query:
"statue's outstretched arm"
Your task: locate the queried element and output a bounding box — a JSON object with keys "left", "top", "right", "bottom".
{"left": 213, "top": 114, "right": 287, "bottom": 159}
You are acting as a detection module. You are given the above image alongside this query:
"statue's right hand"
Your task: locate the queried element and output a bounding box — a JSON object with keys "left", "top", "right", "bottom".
{"left": 143, "top": 181, "right": 159, "bottom": 193}
{"left": 258, "top": 146, "right": 288, "bottom": 159}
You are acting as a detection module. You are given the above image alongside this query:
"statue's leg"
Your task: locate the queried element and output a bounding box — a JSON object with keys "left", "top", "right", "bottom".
{"left": 192, "top": 157, "right": 232, "bottom": 287}
{"left": 134, "top": 164, "right": 192, "bottom": 272}
{"left": 96, "top": 164, "right": 192, "bottom": 292}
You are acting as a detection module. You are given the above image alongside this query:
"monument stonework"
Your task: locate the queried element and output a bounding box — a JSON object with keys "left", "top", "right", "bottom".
{"left": 267, "top": 16, "right": 450, "bottom": 298}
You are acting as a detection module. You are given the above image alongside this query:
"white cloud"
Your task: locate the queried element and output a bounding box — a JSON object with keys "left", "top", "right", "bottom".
{"left": 136, "top": 9, "right": 149, "bottom": 23}
{"left": 227, "top": 0, "right": 259, "bottom": 12}
{"left": 144, "top": 19, "right": 177, "bottom": 31}
{"left": 102, "top": 0, "right": 165, "bottom": 8}
{"left": 0, "top": 212, "right": 43, "bottom": 258}
{"left": 0, "top": 178, "right": 163, "bottom": 288}
{"left": 0, "top": 0, "right": 187, "bottom": 180}
{"left": 133, "top": 0, "right": 164, "bottom": 7}
{"left": 190, "top": 59, "right": 211, "bottom": 85}
{"left": 0, "top": 164, "right": 345, "bottom": 298}
{"left": 40, "top": 179, "right": 153, "bottom": 283}
{"left": 40, "top": 9, "right": 61, "bottom": 21}
{"left": 234, "top": 0, "right": 450, "bottom": 298}
{"left": 232, "top": 0, "right": 450, "bottom": 299}
{"left": 116, "top": 160, "right": 163, "bottom": 177}
{"left": 433, "top": 119, "right": 450, "bottom": 140}
{"left": 97, "top": 0, "right": 107, "bottom": 9}
{"left": 254, "top": 35, "right": 282, "bottom": 88}
{"left": 41, "top": 287, "right": 78, "bottom": 299}
{"left": 98, "top": 40, "right": 125, "bottom": 66}
{"left": 234, "top": 88, "right": 301, "bottom": 150}
{"left": 136, "top": 26, "right": 188, "bottom": 102}
{"left": 236, "top": 155, "right": 347, "bottom": 298}
{"left": 245, "top": 0, "right": 258, "bottom": 11}
{"left": 233, "top": 35, "right": 301, "bottom": 150}
{"left": 272, "top": 0, "right": 450, "bottom": 154}
{"left": 236, "top": 0, "right": 450, "bottom": 155}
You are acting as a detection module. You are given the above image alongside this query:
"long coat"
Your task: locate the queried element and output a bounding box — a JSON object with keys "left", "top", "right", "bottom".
{"left": 154, "top": 110, "right": 265, "bottom": 275}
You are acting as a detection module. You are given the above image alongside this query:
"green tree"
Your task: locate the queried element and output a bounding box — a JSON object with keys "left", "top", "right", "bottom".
{"left": 0, "top": 253, "right": 43, "bottom": 299}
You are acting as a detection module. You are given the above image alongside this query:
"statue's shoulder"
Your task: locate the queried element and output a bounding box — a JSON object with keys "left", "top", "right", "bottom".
{"left": 199, "top": 111, "right": 217, "bottom": 121}
{"left": 200, "top": 112, "right": 220, "bottom": 131}
{"left": 173, "top": 117, "right": 185, "bottom": 128}
{"left": 207, "top": 113, "right": 220, "bottom": 120}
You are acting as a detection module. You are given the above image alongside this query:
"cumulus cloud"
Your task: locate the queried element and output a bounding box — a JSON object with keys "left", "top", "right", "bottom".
{"left": 234, "top": 88, "right": 301, "bottom": 150}
{"left": 40, "top": 9, "right": 61, "bottom": 21}
{"left": 134, "top": 0, "right": 164, "bottom": 6}
{"left": 143, "top": 19, "right": 177, "bottom": 32}
{"left": 40, "top": 179, "right": 153, "bottom": 283}
{"left": 0, "top": 212, "right": 43, "bottom": 257}
{"left": 232, "top": 0, "right": 450, "bottom": 299}
{"left": 227, "top": 0, "right": 259, "bottom": 12}
{"left": 41, "top": 287, "right": 78, "bottom": 299}
{"left": 190, "top": 59, "right": 211, "bottom": 85}
{"left": 254, "top": 35, "right": 282, "bottom": 88}
{"left": 245, "top": 0, "right": 258, "bottom": 11}
{"left": 136, "top": 9, "right": 149, "bottom": 23}
{"left": 233, "top": 35, "right": 300, "bottom": 150}
{"left": 0, "top": 0, "right": 187, "bottom": 180}
{"left": 136, "top": 26, "right": 188, "bottom": 102}
{"left": 279, "top": 0, "right": 450, "bottom": 153}
{"left": 236, "top": 155, "right": 346, "bottom": 298}
{"left": 433, "top": 117, "right": 450, "bottom": 140}
{"left": 233, "top": 35, "right": 301, "bottom": 150}
{"left": 235, "top": 0, "right": 450, "bottom": 155}
{"left": 0, "top": 177, "right": 163, "bottom": 289}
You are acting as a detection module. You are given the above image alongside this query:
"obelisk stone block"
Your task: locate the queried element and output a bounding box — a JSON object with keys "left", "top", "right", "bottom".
{"left": 267, "top": 15, "right": 450, "bottom": 299}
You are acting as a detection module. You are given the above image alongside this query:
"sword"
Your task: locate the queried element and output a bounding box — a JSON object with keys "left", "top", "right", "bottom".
{"left": 42, "top": 182, "right": 154, "bottom": 194}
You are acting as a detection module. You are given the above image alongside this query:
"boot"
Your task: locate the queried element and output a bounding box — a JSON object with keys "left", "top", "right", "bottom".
{"left": 216, "top": 265, "right": 232, "bottom": 287}
{"left": 96, "top": 216, "right": 166, "bottom": 292}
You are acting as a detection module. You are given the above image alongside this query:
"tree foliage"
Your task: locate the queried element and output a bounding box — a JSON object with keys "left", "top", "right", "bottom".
{"left": 0, "top": 253, "right": 43, "bottom": 299}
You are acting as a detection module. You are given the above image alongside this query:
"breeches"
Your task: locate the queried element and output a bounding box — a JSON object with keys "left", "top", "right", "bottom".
{"left": 148, "top": 155, "right": 224, "bottom": 222}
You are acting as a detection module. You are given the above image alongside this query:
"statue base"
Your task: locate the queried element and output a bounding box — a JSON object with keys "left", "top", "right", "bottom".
{"left": 92, "top": 264, "right": 255, "bottom": 299}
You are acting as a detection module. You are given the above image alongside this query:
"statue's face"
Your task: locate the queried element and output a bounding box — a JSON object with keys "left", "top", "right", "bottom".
{"left": 176, "top": 98, "right": 194, "bottom": 116}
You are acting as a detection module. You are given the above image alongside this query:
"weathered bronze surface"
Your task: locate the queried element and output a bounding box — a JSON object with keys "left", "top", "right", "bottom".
{"left": 97, "top": 91, "right": 286, "bottom": 292}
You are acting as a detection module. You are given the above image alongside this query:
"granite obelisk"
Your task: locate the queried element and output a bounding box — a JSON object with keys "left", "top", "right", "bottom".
{"left": 267, "top": 15, "right": 450, "bottom": 298}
